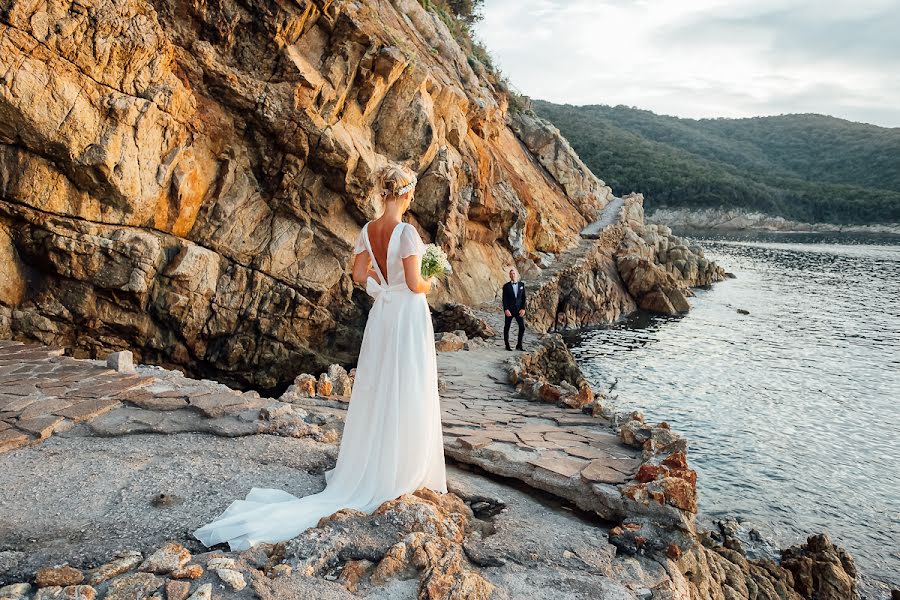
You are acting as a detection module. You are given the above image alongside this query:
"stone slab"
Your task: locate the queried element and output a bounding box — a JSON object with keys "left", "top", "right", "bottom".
{"left": 458, "top": 436, "right": 494, "bottom": 450}
{"left": 0, "top": 428, "right": 30, "bottom": 452}
{"left": 16, "top": 416, "right": 64, "bottom": 440}
{"left": 527, "top": 456, "right": 589, "bottom": 479}
{"left": 3, "top": 396, "right": 38, "bottom": 413}
{"left": 188, "top": 393, "right": 258, "bottom": 418}
{"left": 55, "top": 399, "right": 121, "bottom": 423}
{"left": 19, "top": 399, "right": 73, "bottom": 420}
{"left": 580, "top": 459, "right": 632, "bottom": 484}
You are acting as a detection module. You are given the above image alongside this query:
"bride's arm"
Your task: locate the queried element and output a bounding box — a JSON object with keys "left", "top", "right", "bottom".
{"left": 402, "top": 254, "right": 433, "bottom": 294}
{"left": 351, "top": 252, "right": 379, "bottom": 284}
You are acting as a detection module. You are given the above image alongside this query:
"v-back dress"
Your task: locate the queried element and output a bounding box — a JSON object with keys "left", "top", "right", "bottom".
{"left": 193, "top": 221, "right": 447, "bottom": 551}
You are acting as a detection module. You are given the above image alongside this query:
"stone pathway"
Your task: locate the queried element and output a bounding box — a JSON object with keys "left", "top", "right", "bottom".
{"left": 0, "top": 342, "right": 151, "bottom": 451}
{"left": 0, "top": 326, "right": 643, "bottom": 525}
{"left": 580, "top": 196, "right": 625, "bottom": 238}
{"left": 0, "top": 340, "right": 294, "bottom": 453}
{"left": 434, "top": 308, "right": 643, "bottom": 521}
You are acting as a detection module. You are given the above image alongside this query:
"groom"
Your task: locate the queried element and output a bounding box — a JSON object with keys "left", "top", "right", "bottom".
{"left": 502, "top": 269, "right": 526, "bottom": 351}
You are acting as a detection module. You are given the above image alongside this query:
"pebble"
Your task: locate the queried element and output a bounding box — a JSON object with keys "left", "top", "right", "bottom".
{"left": 35, "top": 586, "right": 97, "bottom": 600}
{"left": 0, "top": 583, "right": 32, "bottom": 600}
{"left": 214, "top": 568, "right": 246, "bottom": 591}
{"left": 63, "top": 586, "right": 96, "bottom": 600}
{"left": 205, "top": 557, "right": 235, "bottom": 570}
{"left": 170, "top": 564, "right": 203, "bottom": 580}
{"left": 139, "top": 543, "right": 191, "bottom": 574}
{"left": 87, "top": 551, "right": 143, "bottom": 585}
{"left": 185, "top": 583, "right": 212, "bottom": 600}
{"left": 35, "top": 566, "right": 84, "bottom": 588}
{"left": 103, "top": 573, "right": 163, "bottom": 600}
{"left": 165, "top": 580, "right": 191, "bottom": 600}
{"left": 33, "top": 586, "right": 63, "bottom": 600}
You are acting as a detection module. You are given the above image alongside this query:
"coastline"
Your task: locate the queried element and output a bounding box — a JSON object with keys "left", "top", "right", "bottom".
{"left": 647, "top": 207, "right": 900, "bottom": 235}
{"left": 564, "top": 233, "right": 900, "bottom": 599}
{"left": 0, "top": 307, "right": 866, "bottom": 599}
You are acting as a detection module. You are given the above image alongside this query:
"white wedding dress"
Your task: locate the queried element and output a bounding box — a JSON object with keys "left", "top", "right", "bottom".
{"left": 194, "top": 221, "right": 447, "bottom": 551}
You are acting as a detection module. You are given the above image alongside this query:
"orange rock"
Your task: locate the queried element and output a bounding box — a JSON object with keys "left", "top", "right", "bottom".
{"left": 666, "top": 543, "right": 681, "bottom": 559}
{"left": 635, "top": 464, "right": 665, "bottom": 483}
{"left": 170, "top": 565, "right": 203, "bottom": 580}
{"left": 165, "top": 580, "right": 191, "bottom": 600}
{"left": 338, "top": 560, "right": 372, "bottom": 593}
{"left": 668, "top": 468, "right": 697, "bottom": 488}
{"left": 657, "top": 477, "right": 698, "bottom": 513}
{"left": 317, "top": 508, "right": 367, "bottom": 528}
{"left": 661, "top": 450, "right": 688, "bottom": 469}
{"left": 316, "top": 374, "right": 333, "bottom": 397}
{"left": 538, "top": 383, "right": 561, "bottom": 403}
{"left": 35, "top": 566, "right": 84, "bottom": 588}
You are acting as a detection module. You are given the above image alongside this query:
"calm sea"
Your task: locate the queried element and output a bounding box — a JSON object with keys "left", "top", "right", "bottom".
{"left": 566, "top": 232, "right": 900, "bottom": 594}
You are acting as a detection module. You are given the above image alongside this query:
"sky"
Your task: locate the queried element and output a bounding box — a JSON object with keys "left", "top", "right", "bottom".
{"left": 475, "top": 0, "right": 900, "bottom": 127}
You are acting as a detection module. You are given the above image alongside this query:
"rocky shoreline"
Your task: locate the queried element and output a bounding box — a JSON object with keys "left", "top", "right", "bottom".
{"left": 647, "top": 208, "right": 900, "bottom": 235}
{"left": 0, "top": 321, "right": 866, "bottom": 599}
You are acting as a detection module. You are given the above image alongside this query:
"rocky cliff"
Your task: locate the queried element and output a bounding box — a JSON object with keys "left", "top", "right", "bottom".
{"left": 0, "top": 0, "right": 618, "bottom": 390}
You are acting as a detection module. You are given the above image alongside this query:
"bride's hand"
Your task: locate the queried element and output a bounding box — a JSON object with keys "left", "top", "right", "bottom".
{"left": 426, "top": 276, "right": 437, "bottom": 291}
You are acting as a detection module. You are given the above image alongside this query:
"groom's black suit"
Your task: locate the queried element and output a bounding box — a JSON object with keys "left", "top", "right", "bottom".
{"left": 502, "top": 280, "right": 526, "bottom": 349}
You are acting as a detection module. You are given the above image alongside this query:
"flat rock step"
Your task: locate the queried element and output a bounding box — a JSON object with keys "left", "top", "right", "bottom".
{"left": 435, "top": 342, "right": 642, "bottom": 521}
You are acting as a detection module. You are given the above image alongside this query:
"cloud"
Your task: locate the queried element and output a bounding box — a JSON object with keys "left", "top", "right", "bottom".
{"left": 475, "top": 0, "right": 900, "bottom": 127}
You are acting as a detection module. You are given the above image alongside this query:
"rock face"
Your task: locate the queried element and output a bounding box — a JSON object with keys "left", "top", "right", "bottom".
{"left": 0, "top": 0, "right": 615, "bottom": 389}
{"left": 282, "top": 488, "right": 493, "bottom": 599}
{"left": 431, "top": 303, "right": 496, "bottom": 340}
{"left": 611, "top": 413, "right": 861, "bottom": 600}
{"left": 505, "top": 334, "right": 594, "bottom": 409}
{"left": 615, "top": 198, "right": 725, "bottom": 315}
{"left": 781, "top": 534, "right": 859, "bottom": 600}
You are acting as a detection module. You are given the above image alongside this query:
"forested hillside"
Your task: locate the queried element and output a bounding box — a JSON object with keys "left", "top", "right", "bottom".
{"left": 533, "top": 101, "right": 900, "bottom": 225}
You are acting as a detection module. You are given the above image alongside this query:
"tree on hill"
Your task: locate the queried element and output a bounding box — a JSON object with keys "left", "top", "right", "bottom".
{"left": 533, "top": 100, "right": 900, "bottom": 225}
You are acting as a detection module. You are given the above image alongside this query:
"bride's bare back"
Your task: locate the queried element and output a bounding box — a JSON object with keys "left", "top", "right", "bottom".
{"left": 352, "top": 217, "right": 433, "bottom": 294}
{"left": 365, "top": 218, "right": 401, "bottom": 278}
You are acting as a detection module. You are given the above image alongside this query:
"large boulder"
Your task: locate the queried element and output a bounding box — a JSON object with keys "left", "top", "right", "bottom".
{"left": 781, "top": 534, "right": 859, "bottom": 600}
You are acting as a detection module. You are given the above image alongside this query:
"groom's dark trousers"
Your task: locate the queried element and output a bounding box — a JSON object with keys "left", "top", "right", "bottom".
{"left": 502, "top": 281, "right": 526, "bottom": 349}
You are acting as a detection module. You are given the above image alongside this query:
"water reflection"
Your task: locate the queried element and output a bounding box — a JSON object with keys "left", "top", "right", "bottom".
{"left": 567, "top": 232, "right": 900, "bottom": 589}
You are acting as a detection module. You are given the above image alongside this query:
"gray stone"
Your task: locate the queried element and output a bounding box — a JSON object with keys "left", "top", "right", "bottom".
{"left": 184, "top": 583, "right": 211, "bottom": 600}
{"left": 106, "top": 352, "right": 135, "bottom": 374}
{"left": 96, "top": 571, "right": 162, "bottom": 600}
{"left": 0, "top": 583, "right": 32, "bottom": 600}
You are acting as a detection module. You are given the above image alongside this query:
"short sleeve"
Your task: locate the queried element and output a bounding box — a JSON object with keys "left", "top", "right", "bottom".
{"left": 398, "top": 223, "right": 426, "bottom": 259}
{"left": 353, "top": 226, "right": 368, "bottom": 255}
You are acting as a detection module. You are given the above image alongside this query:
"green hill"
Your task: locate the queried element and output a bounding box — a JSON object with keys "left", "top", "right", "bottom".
{"left": 532, "top": 101, "right": 900, "bottom": 225}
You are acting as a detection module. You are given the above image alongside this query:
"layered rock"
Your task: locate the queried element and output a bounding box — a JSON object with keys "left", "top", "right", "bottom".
{"left": 615, "top": 197, "right": 726, "bottom": 315}
{"left": 283, "top": 488, "right": 493, "bottom": 599}
{"left": 522, "top": 197, "right": 638, "bottom": 333}
{"left": 0, "top": 0, "right": 613, "bottom": 389}
{"left": 505, "top": 334, "right": 594, "bottom": 409}
{"left": 430, "top": 303, "right": 496, "bottom": 340}
{"left": 611, "top": 413, "right": 860, "bottom": 600}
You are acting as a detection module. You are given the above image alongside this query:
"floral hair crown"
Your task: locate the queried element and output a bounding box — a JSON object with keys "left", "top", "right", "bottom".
{"left": 393, "top": 175, "right": 417, "bottom": 196}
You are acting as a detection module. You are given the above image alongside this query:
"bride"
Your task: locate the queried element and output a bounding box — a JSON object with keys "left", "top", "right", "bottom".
{"left": 194, "top": 165, "right": 447, "bottom": 551}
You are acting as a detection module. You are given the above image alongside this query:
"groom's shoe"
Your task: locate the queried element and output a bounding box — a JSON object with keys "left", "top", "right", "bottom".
{"left": 505, "top": 345, "right": 512, "bottom": 351}
{"left": 515, "top": 345, "right": 524, "bottom": 351}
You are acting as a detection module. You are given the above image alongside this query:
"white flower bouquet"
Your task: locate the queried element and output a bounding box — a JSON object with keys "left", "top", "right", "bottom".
{"left": 421, "top": 244, "right": 452, "bottom": 280}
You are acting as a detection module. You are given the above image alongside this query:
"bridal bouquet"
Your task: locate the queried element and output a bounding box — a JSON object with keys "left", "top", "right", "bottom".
{"left": 421, "top": 244, "right": 452, "bottom": 280}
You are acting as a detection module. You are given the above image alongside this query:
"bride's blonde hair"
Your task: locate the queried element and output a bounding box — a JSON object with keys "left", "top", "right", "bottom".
{"left": 377, "top": 165, "right": 416, "bottom": 200}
